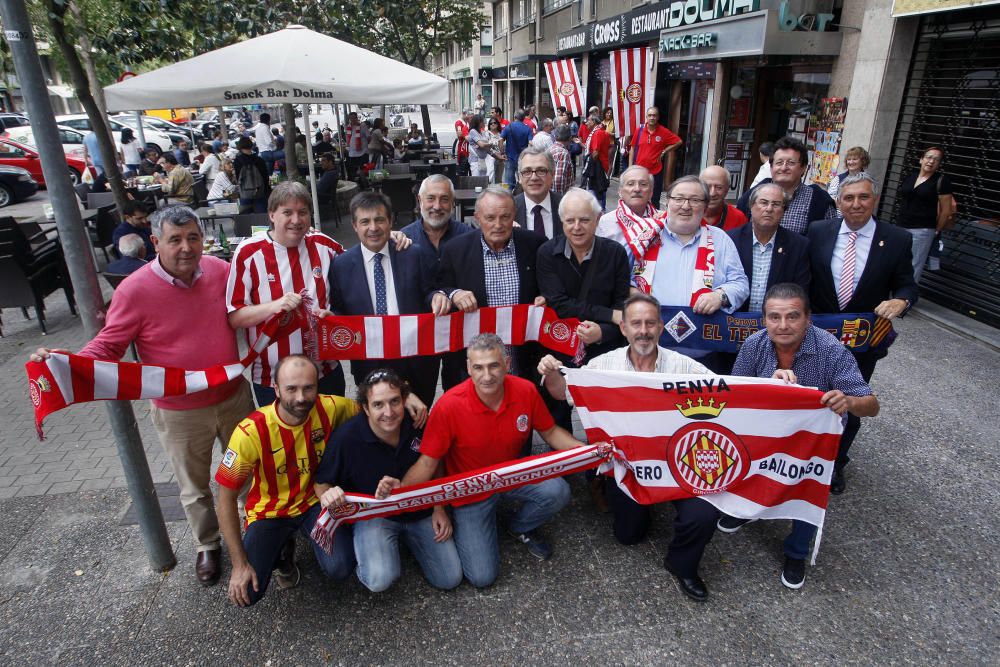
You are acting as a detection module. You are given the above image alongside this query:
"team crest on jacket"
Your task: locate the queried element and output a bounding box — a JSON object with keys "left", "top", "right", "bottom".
{"left": 516, "top": 414, "right": 529, "bottom": 432}
{"left": 666, "top": 422, "right": 748, "bottom": 495}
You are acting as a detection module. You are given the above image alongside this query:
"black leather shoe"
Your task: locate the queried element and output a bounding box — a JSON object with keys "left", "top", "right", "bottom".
{"left": 664, "top": 559, "right": 708, "bottom": 602}
{"left": 830, "top": 468, "right": 846, "bottom": 495}
{"left": 196, "top": 549, "right": 221, "bottom": 587}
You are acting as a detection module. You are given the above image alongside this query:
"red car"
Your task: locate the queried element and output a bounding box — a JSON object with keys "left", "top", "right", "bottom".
{"left": 0, "top": 135, "right": 93, "bottom": 186}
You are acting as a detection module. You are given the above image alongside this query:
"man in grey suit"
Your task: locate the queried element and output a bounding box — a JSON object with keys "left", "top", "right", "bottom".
{"left": 513, "top": 146, "right": 563, "bottom": 240}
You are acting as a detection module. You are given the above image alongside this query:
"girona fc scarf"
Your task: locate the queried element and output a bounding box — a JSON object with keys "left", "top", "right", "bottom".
{"left": 633, "top": 227, "right": 715, "bottom": 307}
{"left": 315, "top": 304, "right": 580, "bottom": 360}
{"left": 25, "top": 304, "right": 581, "bottom": 439}
{"left": 310, "top": 445, "right": 607, "bottom": 554}
{"left": 615, "top": 199, "right": 663, "bottom": 260}
{"left": 565, "top": 368, "right": 844, "bottom": 563}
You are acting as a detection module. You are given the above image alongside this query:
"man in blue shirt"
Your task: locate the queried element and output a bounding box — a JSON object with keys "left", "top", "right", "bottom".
{"left": 105, "top": 233, "right": 148, "bottom": 275}
{"left": 500, "top": 110, "right": 533, "bottom": 188}
{"left": 111, "top": 201, "right": 154, "bottom": 257}
{"left": 628, "top": 175, "right": 748, "bottom": 371}
{"left": 82, "top": 130, "right": 105, "bottom": 177}
{"left": 718, "top": 282, "right": 879, "bottom": 589}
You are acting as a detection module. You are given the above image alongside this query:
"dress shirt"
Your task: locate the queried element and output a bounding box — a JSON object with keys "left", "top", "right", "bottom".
{"left": 254, "top": 122, "right": 274, "bottom": 152}
{"left": 150, "top": 255, "right": 204, "bottom": 288}
{"left": 481, "top": 236, "right": 519, "bottom": 306}
{"left": 637, "top": 225, "right": 748, "bottom": 314}
{"left": 360, "top": 244, "right": 399, "bottom": 315}
{"left": 524, "top": 193, "right": 554, "bottom": 239}
{"left": 748, "top": 229, "right": 776, "bottom": 311}
{"left": 831, "top": 217, "right": 876, "bottom": 296}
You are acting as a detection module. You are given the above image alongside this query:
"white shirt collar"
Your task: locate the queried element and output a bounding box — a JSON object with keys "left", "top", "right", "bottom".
{"left": 359, "top": 242, "right": 390, "bottom": 264}
{"left": 525, "top": 192, "right": 552, "bottom": 212}
{"left": 838, "top": 217, "right": 876, "bottom": 238}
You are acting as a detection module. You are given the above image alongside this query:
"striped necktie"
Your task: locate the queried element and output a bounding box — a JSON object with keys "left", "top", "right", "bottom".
{"left": 837, "top": 231, "right": 857, "bottom": 310}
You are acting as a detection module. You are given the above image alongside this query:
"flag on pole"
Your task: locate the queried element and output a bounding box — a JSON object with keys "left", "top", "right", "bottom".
{"left": 543, "top": 58, "right": 585, "bottom": 118}
{"left": 609, "top": 47, "right": 654, "bottom": 139}
{"left": 564, "top": 368, "right": 844, "bottom": 562}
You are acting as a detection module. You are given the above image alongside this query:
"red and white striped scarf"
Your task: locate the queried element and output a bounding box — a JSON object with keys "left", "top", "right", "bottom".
{"left": 26, "top": 304, "right": 581, "bottom": 439}
{"left": 311, "top": 445, "right": 608, "bottom": 554}
{"left": 615, "top": 199, "right": 664, "bottom": 260}
{"left": 632, "top": 226, "right": 715, "bottom": 307}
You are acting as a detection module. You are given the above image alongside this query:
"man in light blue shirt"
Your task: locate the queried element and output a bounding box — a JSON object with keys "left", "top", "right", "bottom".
{"left": 628, "top": 176, "right": 748, "bottom": 369}
{"left": 82, "top": 130, "right": 105, "bottom": 176}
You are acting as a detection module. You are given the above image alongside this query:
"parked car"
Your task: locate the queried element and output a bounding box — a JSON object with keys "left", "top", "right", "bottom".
{"left": 0, "top": 112, "right": 31, "bottom": 129}
{"left": 55, "top": 113, "right": 171, "bottom": 157}
{"left": 0, "top": 136, "right": 93, "bottom": 186}
{"left": 112, "top": 113, "right": 199, "bottom": 146}
{"left": 5, "top": 124, "right": 110, "bottom": 160}
{"left": 0, "top": 164, "right": 38, "bottom": 206}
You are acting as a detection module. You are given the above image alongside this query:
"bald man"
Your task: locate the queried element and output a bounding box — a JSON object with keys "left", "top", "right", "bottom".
{"left": 700, "top": 165, "right": 747, "bottom": 231}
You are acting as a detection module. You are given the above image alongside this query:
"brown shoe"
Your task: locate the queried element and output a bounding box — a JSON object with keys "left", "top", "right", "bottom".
{"left": 589, "top": 477, "right": 609, "bottom": 514}
{"left": 195, "top": 549, "right": 221, "bottom": 587}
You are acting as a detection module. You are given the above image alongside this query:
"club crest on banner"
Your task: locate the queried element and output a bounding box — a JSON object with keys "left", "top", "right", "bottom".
{"left": 559, "top": 82, "right": 575, "bottom": 96}
{"left": 664, "top": 310, "right": 696, "bottom": 344}
{"left": 667, "top": 422, "right": 749, "bottom": 495}
{"left": 328, "top": 325, "right": 361, "bottom": 351}
{"left": 840, "top": 317, "right": 872, "bottom": 348}
{"left": 28, "top": 377, "right": 50, "bottom": 408}
{"left": 330, "top": 501, "right": 363, "bottom": 519}
{"left": 546, "top": 321, "right": 571, "bottom": 342}
{"left": 625, "top": 83, "right": 643, "bottom": 104}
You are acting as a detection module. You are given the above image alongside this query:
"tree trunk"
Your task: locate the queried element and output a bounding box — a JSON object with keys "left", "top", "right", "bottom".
{"left": 421, "top": 104, "right": 433, "bottom": 144}
{"left": 282, "top": 103, "right": 298, "bottom": 179}
{"left": 45, "top": 2, "right": 128, "bottom": 215}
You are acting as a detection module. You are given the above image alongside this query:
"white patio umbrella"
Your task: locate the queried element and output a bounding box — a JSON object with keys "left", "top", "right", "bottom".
{"left": 103, "top": 25, "right": 448, "bottom": 225}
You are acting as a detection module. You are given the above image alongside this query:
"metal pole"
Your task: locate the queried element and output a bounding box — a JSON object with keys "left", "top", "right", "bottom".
{"left": 133, "top": 110, "right": 148, "bottom": 150}
{"left": 0, "top": 0, "right": 175, "bottom": 572}
{"left": 302, "top": 104, "right": 320, "bottom": 230}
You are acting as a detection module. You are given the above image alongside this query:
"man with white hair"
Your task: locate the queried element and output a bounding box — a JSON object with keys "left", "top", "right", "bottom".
{"left": 105, "top": 233, "right": 149, "bottom": 275}
{"left": 530, "top": 118, "right": 555, "bottom": 151}
{"left": 597, "top": 165, "right": 658, "bottom": 247}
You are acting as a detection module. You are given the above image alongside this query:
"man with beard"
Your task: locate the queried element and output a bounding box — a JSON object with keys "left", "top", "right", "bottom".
{"left": 215, "top": 355, "right": 358, "bottom": 607}
{"left": 537, "top": 294, "right": 720, "bottom": 602}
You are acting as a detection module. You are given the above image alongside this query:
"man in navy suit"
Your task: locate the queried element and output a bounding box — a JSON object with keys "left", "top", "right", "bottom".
{"left": 329, "top": 191, "right": 451, "bottom": 407}
{"left": 513, "top": 147, "right": 563, "bottom": 240}
{"left": 807, "top": 172, "right": 918, "bottom": 493}
{"left": 435, "top": 186, "right": 547, "bottom": 390}
{"left": 728, "top": 182, "right": 811, "bottom": 312}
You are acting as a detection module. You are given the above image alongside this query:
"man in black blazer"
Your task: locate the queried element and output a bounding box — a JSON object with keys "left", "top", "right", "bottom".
{"left": 728, "top": 182, "right": 811, "bottom": 312}
{"left": 807, "top": 172, "right": 918, "bottom": 492}
{"left": 513, "top": 146, "right": 563, "bottom": 240}
{"left": 328, "top": 191, "right": 450, "bottom": 407}
{"left": 436, "top": 186, "right": 547, "bottom": 390}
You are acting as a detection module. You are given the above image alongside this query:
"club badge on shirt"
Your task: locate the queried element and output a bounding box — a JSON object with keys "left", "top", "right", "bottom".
{"left": 516, "top": 414, "right": 529, "bottom": 432}
{"left": 311, "top": 428, "right": 325, "bottom": 444}
{"left": 409, "top": 436, "right": 422, "bottom": 452}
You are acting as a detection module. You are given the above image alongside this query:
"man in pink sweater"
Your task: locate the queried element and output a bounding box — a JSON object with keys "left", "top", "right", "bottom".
{"left": 31, "top": 205, "right": 254, "bottom": 587}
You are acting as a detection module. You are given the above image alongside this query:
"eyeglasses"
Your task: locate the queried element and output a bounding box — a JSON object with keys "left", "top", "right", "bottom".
{"left": 772, "top": 160, "right": 800, "bottom": 168}
{"left": 668, "top": 196, "right": 707, "bottom": 206}
{"left": 519, "top": 168, "right": 551, "bottom": 178}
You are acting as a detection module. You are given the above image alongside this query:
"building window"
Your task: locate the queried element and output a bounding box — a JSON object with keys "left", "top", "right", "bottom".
{"left": 481, "top": 25, "right": 494, "bottom": 56}
{"left": 496, "top": 1, "right": 508, "bottom": 36}
{"left": 513, "top": 0, "right": 534, "bottom": 28}
{"left": 542, "top": 0, "right": 573, "bottom": 14}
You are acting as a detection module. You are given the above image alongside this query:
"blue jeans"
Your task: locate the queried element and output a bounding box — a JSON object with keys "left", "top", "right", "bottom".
{"left": 258, "top": 149, "right": 284, "bottom": 174}
{"left": 503, "top": 158, "right": 518, "bottom": 188}
{"left": 906, "top": 227, "right": 936, "bottom": 283}
{"left": 450, "top": 478, "right": 570, "bottom": 588}
{"left": 784, "top": 520, "right": 816, "bottom": 561}
{"left": 242, "top": 503, "right": 356, "bottom": 605}
{"left": 353, "top": 515, "right": 463, "bottom": 592}
{"left": 253, "top": 364, "right": 345, "bottom": 407}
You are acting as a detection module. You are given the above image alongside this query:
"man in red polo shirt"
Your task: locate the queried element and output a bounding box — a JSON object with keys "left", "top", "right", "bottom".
{"left": 395, "top": 333, "right": 585, "bottom": 588}
{"left": 629, "top": 106, "right": 683, "bottom": 209}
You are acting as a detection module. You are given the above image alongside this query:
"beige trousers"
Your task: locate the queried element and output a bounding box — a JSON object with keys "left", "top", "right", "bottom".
{"left": 150, "top": 381, "right": 254, "bottom": 552}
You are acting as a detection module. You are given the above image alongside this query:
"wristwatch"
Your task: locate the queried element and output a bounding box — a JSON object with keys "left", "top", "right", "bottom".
{"left": 716, "top": 289, "right": 730, "bottom": 308}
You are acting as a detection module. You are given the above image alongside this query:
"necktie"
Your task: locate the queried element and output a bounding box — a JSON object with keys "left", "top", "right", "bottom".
{"left": 373, "top": 252, "right": 388, "bottom": 315}
{"left": 837, "top": 232, "right": 857, "bottom": 310}
{"left": 532, "top": 204, "right": 544, "bottom": 236}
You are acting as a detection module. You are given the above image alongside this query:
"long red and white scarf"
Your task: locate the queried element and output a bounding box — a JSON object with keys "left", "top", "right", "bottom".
{"left": 632, "top": 225, "right": 715, "bottom": 306}
{"left": 615, "top": 199, "right": 664, "bottom": 260}
{"left": 310, "top": 445, "right": 608, "bottom": 554}
{"left": 25, "top": 304, "right": 581, "bottom": 439}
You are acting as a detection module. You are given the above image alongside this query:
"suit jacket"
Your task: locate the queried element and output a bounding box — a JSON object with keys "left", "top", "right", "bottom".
{"left": 728, "top": 224, "right": 811, "bottom": 311}
{"left": 435, "top": 228, "right": 546, "bottom": 375}
{"left": 536, "top": 236, "right": 629, "bottom": 361}
{"left": 807, "top": 218, "right": 918, "bottom": 361}
{"left": 514, "top": 191, "right": 564, "bottom": 240}
{"left": 328, "top": 243, "right": 438, "bottom": 402}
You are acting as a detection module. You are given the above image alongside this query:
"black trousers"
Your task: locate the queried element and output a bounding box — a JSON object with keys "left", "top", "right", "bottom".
{"left": 604, "top": 479, "right": 719, "bottom": 578}
{"left": 837, "top": 350, "right": 879, "bottom": 471}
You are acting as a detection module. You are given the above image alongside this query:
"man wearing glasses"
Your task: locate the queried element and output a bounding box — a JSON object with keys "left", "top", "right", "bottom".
{"left": 736, "top": 136, "right": 837, "bottom": 235}
{"left": 512, "top": 147, "right": 563, "bottom": 240}
{"left": 630, "top": 176, "right": 748, "bottom": 371}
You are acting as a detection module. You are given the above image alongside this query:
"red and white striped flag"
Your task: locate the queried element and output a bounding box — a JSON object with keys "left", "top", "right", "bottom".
{"left": 565, "top": 368, "right": 844, "bottom": 562}
{"left": 609, "top": 47, "right": 654, "bottom": 139}
{"left": 544, "top": 58, "right": 585, "bottom": 118}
